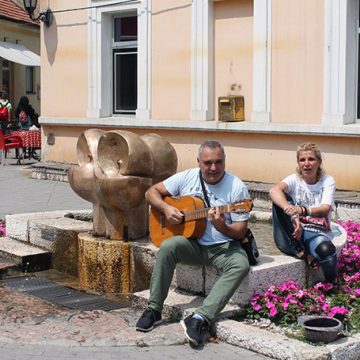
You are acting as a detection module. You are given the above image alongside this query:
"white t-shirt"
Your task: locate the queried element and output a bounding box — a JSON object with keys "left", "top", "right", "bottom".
{"left": 282, "top": 173, "right": 336, "bottom": 237}
{"left": 163, "top": 168, "right": 250, "bottom": 246}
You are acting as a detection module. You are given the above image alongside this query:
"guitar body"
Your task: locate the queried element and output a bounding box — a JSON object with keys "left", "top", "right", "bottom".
{"left": 149, "top": 196, "right": 206, "bottom": 247}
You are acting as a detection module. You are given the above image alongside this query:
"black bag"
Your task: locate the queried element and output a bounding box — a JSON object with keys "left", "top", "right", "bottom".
{"left": 241, "top": 229, "right": 259, "bottom": 265}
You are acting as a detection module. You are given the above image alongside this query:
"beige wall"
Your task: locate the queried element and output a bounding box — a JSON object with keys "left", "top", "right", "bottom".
{"left": 151, "top": 0, "right": 192, "bottom": 120}
{"left": 214, "top": 0, "right": 253, "bottom": 121}
{"left": 42, "top": 125, "right": 360, "bottom": 191}
{"left": 38, "top": 1, "right": 360, "bottom": 191}
{"left": 40, "top": 0, "right": 88, "bottom": 117}
{"left": 271, "top": 0, "right": 324, "bottom": 124}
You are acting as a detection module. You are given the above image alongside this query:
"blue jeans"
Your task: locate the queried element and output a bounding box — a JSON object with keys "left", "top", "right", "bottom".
{"left": 272, "top": 202, "right": 337, "bottom": 283}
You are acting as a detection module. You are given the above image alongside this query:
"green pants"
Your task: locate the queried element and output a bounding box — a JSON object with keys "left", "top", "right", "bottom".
{"left": 148, "top": 236, "right": 250, "bottom": 324}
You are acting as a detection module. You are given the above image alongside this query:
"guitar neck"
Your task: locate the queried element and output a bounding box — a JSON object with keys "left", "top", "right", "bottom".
{"left": 184, "top": 204, "right": 234, "bottom": 222}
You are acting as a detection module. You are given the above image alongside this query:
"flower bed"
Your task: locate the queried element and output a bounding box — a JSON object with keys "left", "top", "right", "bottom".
{"left": 0, "top": 219, "right": 5, "bottom": 237}
{"left": 245, "top": 221, "right": 360, "bottom": 333}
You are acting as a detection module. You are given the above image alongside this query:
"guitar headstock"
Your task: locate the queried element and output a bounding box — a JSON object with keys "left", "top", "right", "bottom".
{"left": 230, "top": 199, "right": 253, "bottom": 213}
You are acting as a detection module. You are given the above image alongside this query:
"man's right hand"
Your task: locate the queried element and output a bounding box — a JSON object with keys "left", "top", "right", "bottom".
{"left": 164, "top": 205, "right": 184, "bottom": 225}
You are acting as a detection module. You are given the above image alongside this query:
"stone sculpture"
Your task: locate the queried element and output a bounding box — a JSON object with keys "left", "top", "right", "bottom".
{"left": 68, "top": 129, "right": 177, "bottom": 241}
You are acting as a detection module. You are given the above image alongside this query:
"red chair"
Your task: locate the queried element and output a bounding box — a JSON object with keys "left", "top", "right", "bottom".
{"left": 0, "top": 130, "right": 23, "bottom": 165}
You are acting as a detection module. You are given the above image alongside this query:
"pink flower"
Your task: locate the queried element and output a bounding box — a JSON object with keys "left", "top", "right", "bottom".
{"left": 329, "top": 306, "right": 349, "bottom": 317}
{"left": 265, "top": 301, "right": 275, "bottom": 309}
{"left": 252, "top": 303, "right": 261, "bottom": 311}
{"left": 269, "top": 307, "right": 278, "bottom": 317}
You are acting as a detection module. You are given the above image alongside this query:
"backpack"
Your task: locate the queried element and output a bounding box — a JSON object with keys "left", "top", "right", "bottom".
{"left": 19, "top": 110, "right": 27, "bottom": 123}
{"left": 0, "top": 101, "right": 9, "bottom": 121}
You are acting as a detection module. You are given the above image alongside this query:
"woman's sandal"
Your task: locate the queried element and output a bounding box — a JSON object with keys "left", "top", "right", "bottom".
{"left": 290, "top": 238, "right": 306, "bottom": 259}
{"left": 306, "top": 254, "right": 320, "bottom": 270}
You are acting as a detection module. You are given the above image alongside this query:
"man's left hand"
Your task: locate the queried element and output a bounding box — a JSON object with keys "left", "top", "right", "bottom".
{"left": 207, "top": 206, "right": 226, "bottom": 233}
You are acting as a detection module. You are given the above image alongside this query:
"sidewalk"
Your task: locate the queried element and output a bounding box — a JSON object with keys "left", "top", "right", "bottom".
{"left": 0, "top": 157, "right": 91, "bottom": 219}
{"left": 0, "top": 156, "right": 271, "bottom": 360}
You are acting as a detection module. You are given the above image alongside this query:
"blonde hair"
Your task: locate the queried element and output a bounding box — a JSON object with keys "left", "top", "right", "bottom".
{"left": 296, "top": 143, "right": 324, "bottom": 181}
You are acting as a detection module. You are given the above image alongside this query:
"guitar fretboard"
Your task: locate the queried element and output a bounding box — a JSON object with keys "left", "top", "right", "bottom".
{"left": 184, "top": 204, "right": 238, "bottom": 222}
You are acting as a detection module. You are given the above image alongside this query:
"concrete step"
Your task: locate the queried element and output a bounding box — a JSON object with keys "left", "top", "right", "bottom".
{"left": 31, "top": 162, "right": 71, "bottom": 182}
{"left": 5, "top": 211, "right": 92, "bottom": 277}
{"left": 0, "top": 257, "right": 19, "bottom": 279}
{"left": 0, "top": 237, "right": 52, "bottom": 272}
{"left": 132, "top": 288, "right": 241, "bottom": 322}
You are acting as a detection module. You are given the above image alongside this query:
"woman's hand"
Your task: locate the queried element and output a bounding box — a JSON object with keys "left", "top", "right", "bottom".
{"left": 291, "top": 217, "right": 303, "bottom": 240}
{"left": 284, "top": 205, "right": 303, "bottom": 216}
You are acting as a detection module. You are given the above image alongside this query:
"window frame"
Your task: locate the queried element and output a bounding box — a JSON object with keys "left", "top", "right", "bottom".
{"left": 25, "top": 66, "right": 35, "bottom": 94}
{"left": 87, "top": 1, "right": 151, "bottom": 119}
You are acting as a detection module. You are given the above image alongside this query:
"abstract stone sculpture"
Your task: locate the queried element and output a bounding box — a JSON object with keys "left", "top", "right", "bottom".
{"left": 68, "top": 129, "right": 177, "bottom": 240}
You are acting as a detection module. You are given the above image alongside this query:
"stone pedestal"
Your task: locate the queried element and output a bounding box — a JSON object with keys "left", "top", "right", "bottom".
{"left": 78, "top": 232, "right": 134, "bottom": 293}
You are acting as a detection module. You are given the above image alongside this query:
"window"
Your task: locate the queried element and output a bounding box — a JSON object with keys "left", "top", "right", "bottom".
{"left": 113, "top": 15, "right": 138, "bottom": 114}
{"left": 2, "top": 60, "right": 10, "bottom": 95}
{"left": 88, "top": 1, "right": 150, "bottom": 119}
{"left": 114, "top": 16, "right": 137, "bottom": 42}
{"left": 25, "top": 66, "right": 34, "bottom": 93}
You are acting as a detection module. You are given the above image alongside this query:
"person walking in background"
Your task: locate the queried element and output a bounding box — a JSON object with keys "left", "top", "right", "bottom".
{"left": 136, "top": 140, "right": 252, "bottom": 347}
{"left": 14, "top": 96, "right": 38, "bottom": 130}
{"left": 0, "top": 91, "right": 12, "bottom": 134}
{"left": 269, "top": 143, "right": 338, "bottom": 283}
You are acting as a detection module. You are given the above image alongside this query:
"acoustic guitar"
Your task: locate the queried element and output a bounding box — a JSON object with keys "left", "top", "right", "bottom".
{"left": 149, "top": 196, "right": 253, "bottom": 247}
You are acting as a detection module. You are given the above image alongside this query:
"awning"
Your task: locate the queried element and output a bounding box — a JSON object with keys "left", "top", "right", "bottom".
{"left": 0, "top": 40, "right": 40, "bottom": 67}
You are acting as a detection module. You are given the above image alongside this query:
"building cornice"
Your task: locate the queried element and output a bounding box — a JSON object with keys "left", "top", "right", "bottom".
{"left": 40, "top": 116, "right": 360, "bottom": 137}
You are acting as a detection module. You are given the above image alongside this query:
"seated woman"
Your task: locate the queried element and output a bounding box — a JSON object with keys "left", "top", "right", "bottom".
{"left": 269, "top": 143, "right": 337, "bottom": 283}
{"left": 14, "top": 96, "right": 38, "bottom": 131}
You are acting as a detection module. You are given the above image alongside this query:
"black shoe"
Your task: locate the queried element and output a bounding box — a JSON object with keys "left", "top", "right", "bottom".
{"left": 136, "top": 309, "right": 162, "bottom": 332}
{"left": 181, "top": 314, "right": 209, "bottom": 346}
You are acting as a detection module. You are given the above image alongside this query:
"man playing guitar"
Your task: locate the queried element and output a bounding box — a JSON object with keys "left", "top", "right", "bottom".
{"left": 136, "top": 140, "right": 251, "bottom": 347}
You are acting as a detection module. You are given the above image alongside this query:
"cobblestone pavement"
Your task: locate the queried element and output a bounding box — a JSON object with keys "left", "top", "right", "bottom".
{"left": 0, "top": 343, "right": 269, "bottom": 360}
{"left": 0, "top": 284, "right": 270, "bottom": 359}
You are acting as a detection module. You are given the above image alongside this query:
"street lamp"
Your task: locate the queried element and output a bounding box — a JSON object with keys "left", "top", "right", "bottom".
{"left": 23, "top": 0, "right": 53, "bottom": 27}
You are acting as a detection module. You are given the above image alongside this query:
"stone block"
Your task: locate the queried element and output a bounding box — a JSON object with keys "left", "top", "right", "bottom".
{"left": 174, "top": 264, "right": 205, "bottom": 294}
{"left": 132, "top": 288, "right": 239, "bottom": 321}
{"left": 130, "top": 238, "right": 158, "bottom": 292}
{"left": 29, "top": 217, "right": 92, "bottom": 250}
{"left": 204, "top": 255, "right": 306, "bottom": 306}
{"left": 29, "top": 217, "right": 92, "bottom": 276}
{"left": 78, "top": 232, "right": 135, "bottom": 293}
{"left": 5, "top": 210, "right": 72, "bottom": 243}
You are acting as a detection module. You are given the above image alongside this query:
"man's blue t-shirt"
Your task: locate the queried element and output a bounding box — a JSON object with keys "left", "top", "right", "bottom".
{"left": 163, "top": 168, "right": 250, "bottom": 246}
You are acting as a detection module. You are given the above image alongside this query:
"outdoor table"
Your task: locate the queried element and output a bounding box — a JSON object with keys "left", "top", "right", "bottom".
{"left": 11, "top": 130, "right": 41, "bottom": 148}
{"left": 11, "top": 130, "right": 41, "bottom": 162}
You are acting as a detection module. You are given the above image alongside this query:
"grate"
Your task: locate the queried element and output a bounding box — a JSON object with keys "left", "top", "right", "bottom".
{"left": 1, "top": 276, "right": 125, "bottom": 311}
